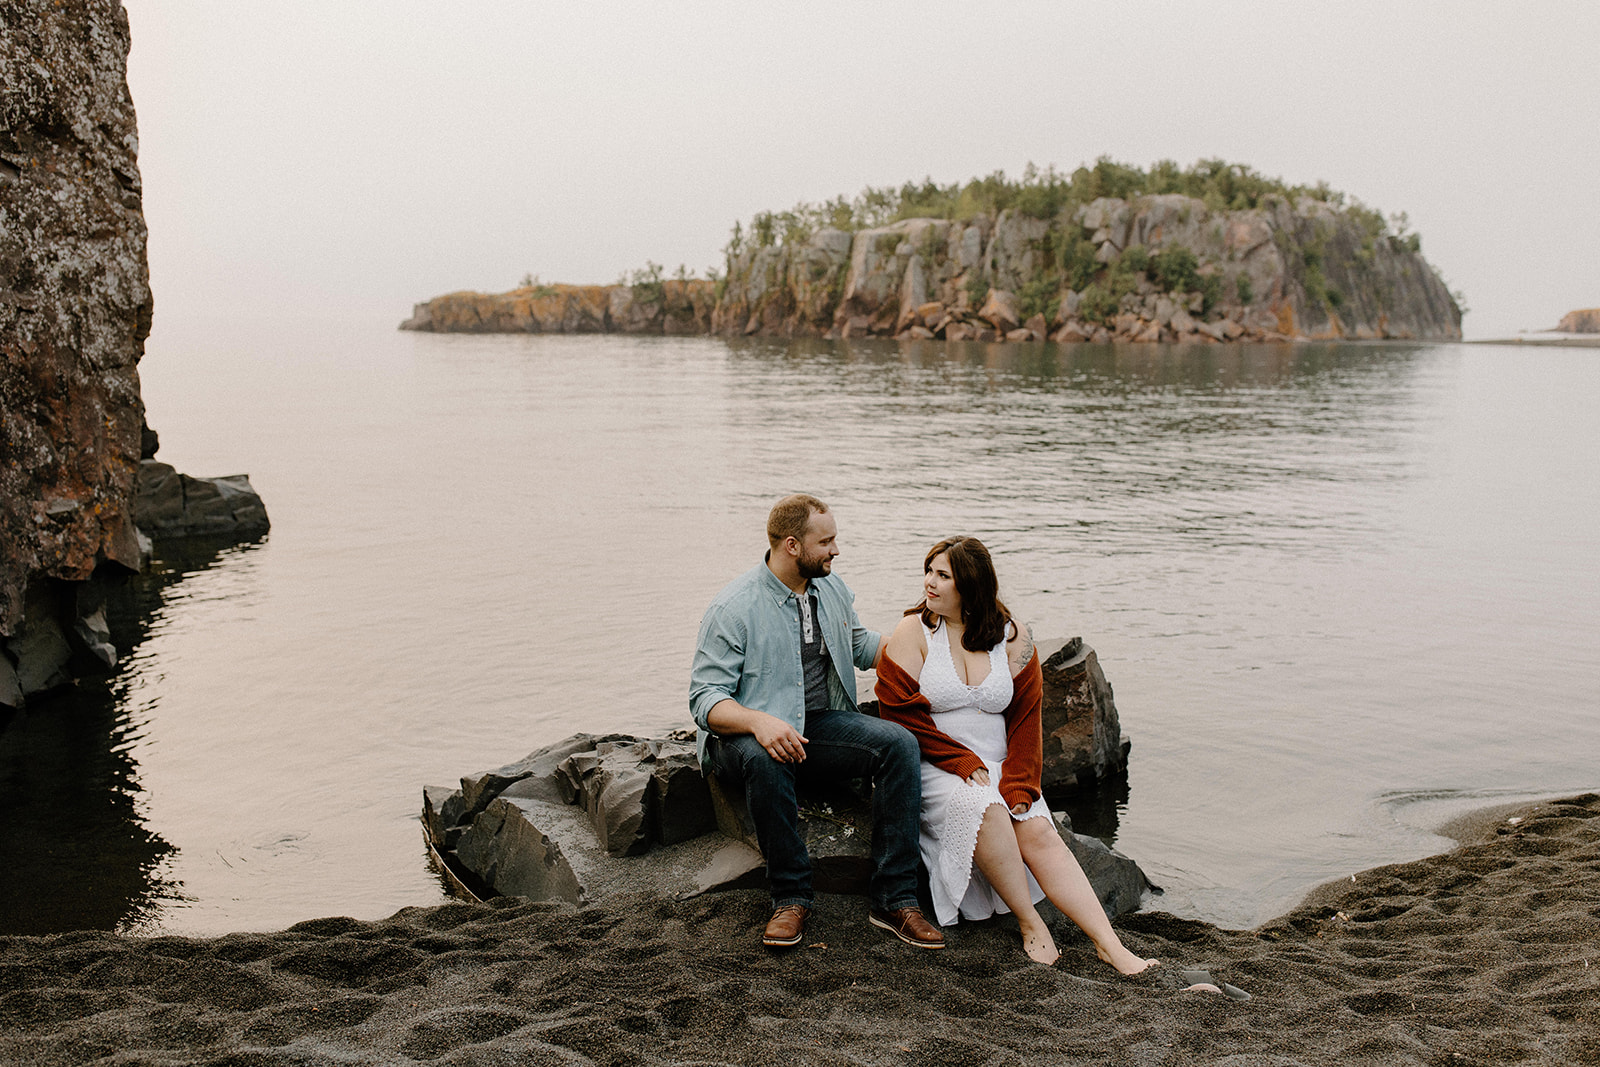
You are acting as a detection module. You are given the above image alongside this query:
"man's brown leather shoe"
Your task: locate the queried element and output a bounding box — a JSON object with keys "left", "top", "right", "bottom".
{"left": 762, "top": 904, "right": 810, "bottom": 947}
{"left": 869, "top": 906, "right": 945, "bottom": 949}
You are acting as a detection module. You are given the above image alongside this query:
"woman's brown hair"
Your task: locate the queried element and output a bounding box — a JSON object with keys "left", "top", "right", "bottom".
{"left": 904, "top": 536, "right": 1012, "bottom": 652}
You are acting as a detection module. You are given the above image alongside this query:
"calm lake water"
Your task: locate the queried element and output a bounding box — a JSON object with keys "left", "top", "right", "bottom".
{"left": 3, "top": 318, "right": 1596, "bottom": 936}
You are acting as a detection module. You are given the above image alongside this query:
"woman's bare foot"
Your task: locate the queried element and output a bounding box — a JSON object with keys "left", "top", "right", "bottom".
{"left": 1019, "top": 920, "right": 1060, "bottom": 965}
{"left": 1096, "top": 943, "right": 1159, "bottom": 975}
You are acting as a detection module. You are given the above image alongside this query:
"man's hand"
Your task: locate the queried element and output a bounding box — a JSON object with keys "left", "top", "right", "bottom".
{"left": 750, "top": 713, "right": 809, "bottom": 763}
{"left": 706, "top": 699, "right": 809, "bottom": 763}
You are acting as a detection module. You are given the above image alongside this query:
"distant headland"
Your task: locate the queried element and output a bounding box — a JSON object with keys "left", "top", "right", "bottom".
{"left": 402, "top": 159, "right": 1463, "bottom": 344}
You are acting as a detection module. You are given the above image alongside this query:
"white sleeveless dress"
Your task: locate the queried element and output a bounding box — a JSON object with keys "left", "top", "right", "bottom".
{"left": 917, "top": 619, "right": 1052, "bottom": 926}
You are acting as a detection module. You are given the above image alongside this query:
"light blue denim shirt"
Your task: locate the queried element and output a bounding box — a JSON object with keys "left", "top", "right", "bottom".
{"left": 689, "top": 558, "right": 883, "bottom": 770}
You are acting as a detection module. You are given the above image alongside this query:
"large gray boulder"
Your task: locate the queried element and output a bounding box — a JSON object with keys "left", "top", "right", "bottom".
{"left": 555, "top": 738, "right": 717, "bottom": 855}
{"left": 452, "top": 791, "right": 764, "bottom": 905}
{"left": 1061, "top": 819, "right": 1155, "bottom": 919}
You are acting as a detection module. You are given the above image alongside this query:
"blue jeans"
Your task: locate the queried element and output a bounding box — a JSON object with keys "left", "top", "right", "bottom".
{"left": 708, "top": 708, "right": 922, "bottom": 913}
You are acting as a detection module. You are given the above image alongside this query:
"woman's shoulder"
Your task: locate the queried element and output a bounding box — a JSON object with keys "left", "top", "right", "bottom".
{"left": 884, "top": 613, "right": 929, "bottom": 670}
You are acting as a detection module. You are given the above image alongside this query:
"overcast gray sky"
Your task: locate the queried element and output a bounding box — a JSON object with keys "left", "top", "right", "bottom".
{"left": 125, "top": 1, "right": 1598, "bottom": 340}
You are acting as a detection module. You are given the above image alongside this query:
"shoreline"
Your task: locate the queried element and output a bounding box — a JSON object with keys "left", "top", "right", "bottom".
{"left": 1467, "top": 335, "right": 1600, "bottom": 348}
{"left": 3, "top": 792, "right": 1597, "bottom": 1065}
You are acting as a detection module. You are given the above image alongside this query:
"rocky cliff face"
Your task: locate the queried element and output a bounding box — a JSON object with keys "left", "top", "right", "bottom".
{"left": 749, "top": 195, "right": 1462, "bottom": 344}
{"left": 1, "top": 1, "right": 152, "bottom": 703}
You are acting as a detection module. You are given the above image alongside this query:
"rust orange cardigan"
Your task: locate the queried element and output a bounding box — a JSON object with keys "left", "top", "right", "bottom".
{"left": 874, "top": 645, "right": 1044, "bottom": 812}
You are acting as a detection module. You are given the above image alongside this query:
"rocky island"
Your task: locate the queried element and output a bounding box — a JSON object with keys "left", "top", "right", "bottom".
{"left": 403, "top": 162, "right": 1464, "bottom": 344}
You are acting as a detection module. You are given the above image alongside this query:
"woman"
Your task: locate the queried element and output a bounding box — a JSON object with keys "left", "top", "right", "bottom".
{"left": 876, "top": 536, "right": 1157, "bottom": 973}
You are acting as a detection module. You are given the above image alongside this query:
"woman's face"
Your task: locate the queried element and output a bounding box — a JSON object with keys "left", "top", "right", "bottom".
{"left": 924, "top": 552, "right": 961, "bottom": 620}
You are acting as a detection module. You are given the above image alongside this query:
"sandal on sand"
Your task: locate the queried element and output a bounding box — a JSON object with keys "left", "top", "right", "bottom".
{"left": 1179, "top": 968, "right": 1252, "bottom": 1001}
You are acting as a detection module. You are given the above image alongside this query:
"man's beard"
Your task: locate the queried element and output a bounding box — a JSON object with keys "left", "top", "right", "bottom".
{"left": 797, "top": 551, "right": 832, "bottom": 580}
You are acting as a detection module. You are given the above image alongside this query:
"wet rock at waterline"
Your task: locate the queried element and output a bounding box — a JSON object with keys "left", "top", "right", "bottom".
{"left": 1039, "top": 637, "right": 1132, "bottom": 798}
{"left": 132, "top": 461, "right": 271, "bottom": 540}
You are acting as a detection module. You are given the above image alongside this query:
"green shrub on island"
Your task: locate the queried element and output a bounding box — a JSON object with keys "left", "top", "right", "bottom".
{"left": 1016, "top": 274, "right": 1061, "bottom": 323}
{"left": 727, "top": 157, "right": 1418, "bottom": 254}
{"left": 1150, "top": 246, "right": 1200, "bottom": 294}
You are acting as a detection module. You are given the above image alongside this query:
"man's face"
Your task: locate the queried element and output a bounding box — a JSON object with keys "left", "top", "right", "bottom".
{"left": 794, "top": 510, "right": 840, "bottom": 580}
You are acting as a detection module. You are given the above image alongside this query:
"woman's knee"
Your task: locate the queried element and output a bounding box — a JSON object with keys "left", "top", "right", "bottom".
{"left": 1014, "top": 814, "right": 1064, "bottom": 852}
{"left": 976, "top": 802, "right": 1015, "bottom": 839}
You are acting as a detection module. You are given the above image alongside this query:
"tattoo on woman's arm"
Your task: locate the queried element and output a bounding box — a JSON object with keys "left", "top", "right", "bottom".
{"left": 1014, "top": 622, "right": 1034, "bottom": 666}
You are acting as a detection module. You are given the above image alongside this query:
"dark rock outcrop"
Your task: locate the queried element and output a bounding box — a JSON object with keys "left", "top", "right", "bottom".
{"left": 1039, "top": 637, "right": 1131, "bottom": 798}
{"left": 1, "top": 3, "right": 271, "bottom": 710}
{"left": 426, "top": 727, "right": 1153, "bottom": 918}
{"left": 1, "top": 1, "right": 151, "bottom": 705}
{"left": 132, "top": 460, "right": 269, "bottom": 540}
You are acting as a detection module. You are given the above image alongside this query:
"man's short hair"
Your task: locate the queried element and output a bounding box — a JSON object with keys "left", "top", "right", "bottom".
{"left": 767, "top": 494, "right": 828, "bottom": 548}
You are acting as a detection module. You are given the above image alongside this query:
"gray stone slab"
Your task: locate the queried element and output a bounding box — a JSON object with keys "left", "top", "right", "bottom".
{"left": 455, "top": 794, "right": 764, "bottom": 905}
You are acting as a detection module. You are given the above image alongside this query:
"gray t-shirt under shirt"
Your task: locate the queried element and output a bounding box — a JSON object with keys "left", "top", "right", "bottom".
{"left": 798, "top": 590, "right": 833, "bottom": 713}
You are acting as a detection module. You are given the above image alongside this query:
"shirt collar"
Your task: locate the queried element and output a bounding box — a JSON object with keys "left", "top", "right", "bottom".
{"left": 760, "top": 550, "right": 808, "bottom": 605}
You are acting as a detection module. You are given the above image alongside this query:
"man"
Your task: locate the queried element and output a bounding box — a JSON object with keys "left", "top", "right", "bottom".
{"left": 690, "top": 494, "right": 943, "bottom": 950}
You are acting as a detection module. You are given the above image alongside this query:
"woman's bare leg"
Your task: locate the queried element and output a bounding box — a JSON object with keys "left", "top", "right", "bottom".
{"left": 971, "top": 803, "right": 1058, "bottom": 964}
{"left": 1013, "top": 816, "right": 1157, "bottom": 975}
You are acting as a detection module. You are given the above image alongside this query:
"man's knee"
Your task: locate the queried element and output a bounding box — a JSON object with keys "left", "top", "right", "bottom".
{"left": 871, "top": 719, "right": 920, "bottom": 766}
{"left": 717, "top": 735, "right": 793, "bottom": 786}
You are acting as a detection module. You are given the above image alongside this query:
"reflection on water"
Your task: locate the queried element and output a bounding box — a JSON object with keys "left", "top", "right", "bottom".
{"left": 0, "top": 538, "right": 260, "bottom": 934}
{"left": 5, "top": 328, "right": 1596, "bottom": 934}
{"left": 0, "top": 680, "right": 177, "bottom": 934}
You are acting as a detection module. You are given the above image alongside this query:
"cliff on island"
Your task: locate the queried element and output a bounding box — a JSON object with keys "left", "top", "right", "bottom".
{"left": 1, "top": 1, "right": 268, "bottom": 713}
{"left": 403, "top": 160, "right": 1463, "bottom": 343}
{"left": 1555, "top": 308, "right": 1600, "bottom": 333}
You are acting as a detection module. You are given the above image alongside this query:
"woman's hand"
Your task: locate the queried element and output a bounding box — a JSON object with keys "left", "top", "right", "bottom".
{"left": 1010, "top": 801, "right": 1029, "bottom": 815}
{"left": 967, "top": 767, "right": 990, "bottom": 787}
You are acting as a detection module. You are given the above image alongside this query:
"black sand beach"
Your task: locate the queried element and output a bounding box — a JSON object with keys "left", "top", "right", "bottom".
{"left": 2, "top": 794, "right": 1597, "bottom": 1066}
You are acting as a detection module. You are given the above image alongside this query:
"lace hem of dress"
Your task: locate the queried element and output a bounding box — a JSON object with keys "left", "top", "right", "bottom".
{"left": 935, "top": 782, "right": 993, "bottom": 925}
{"left": 933, "top": 781, "right": 1054, "bottom": 925}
